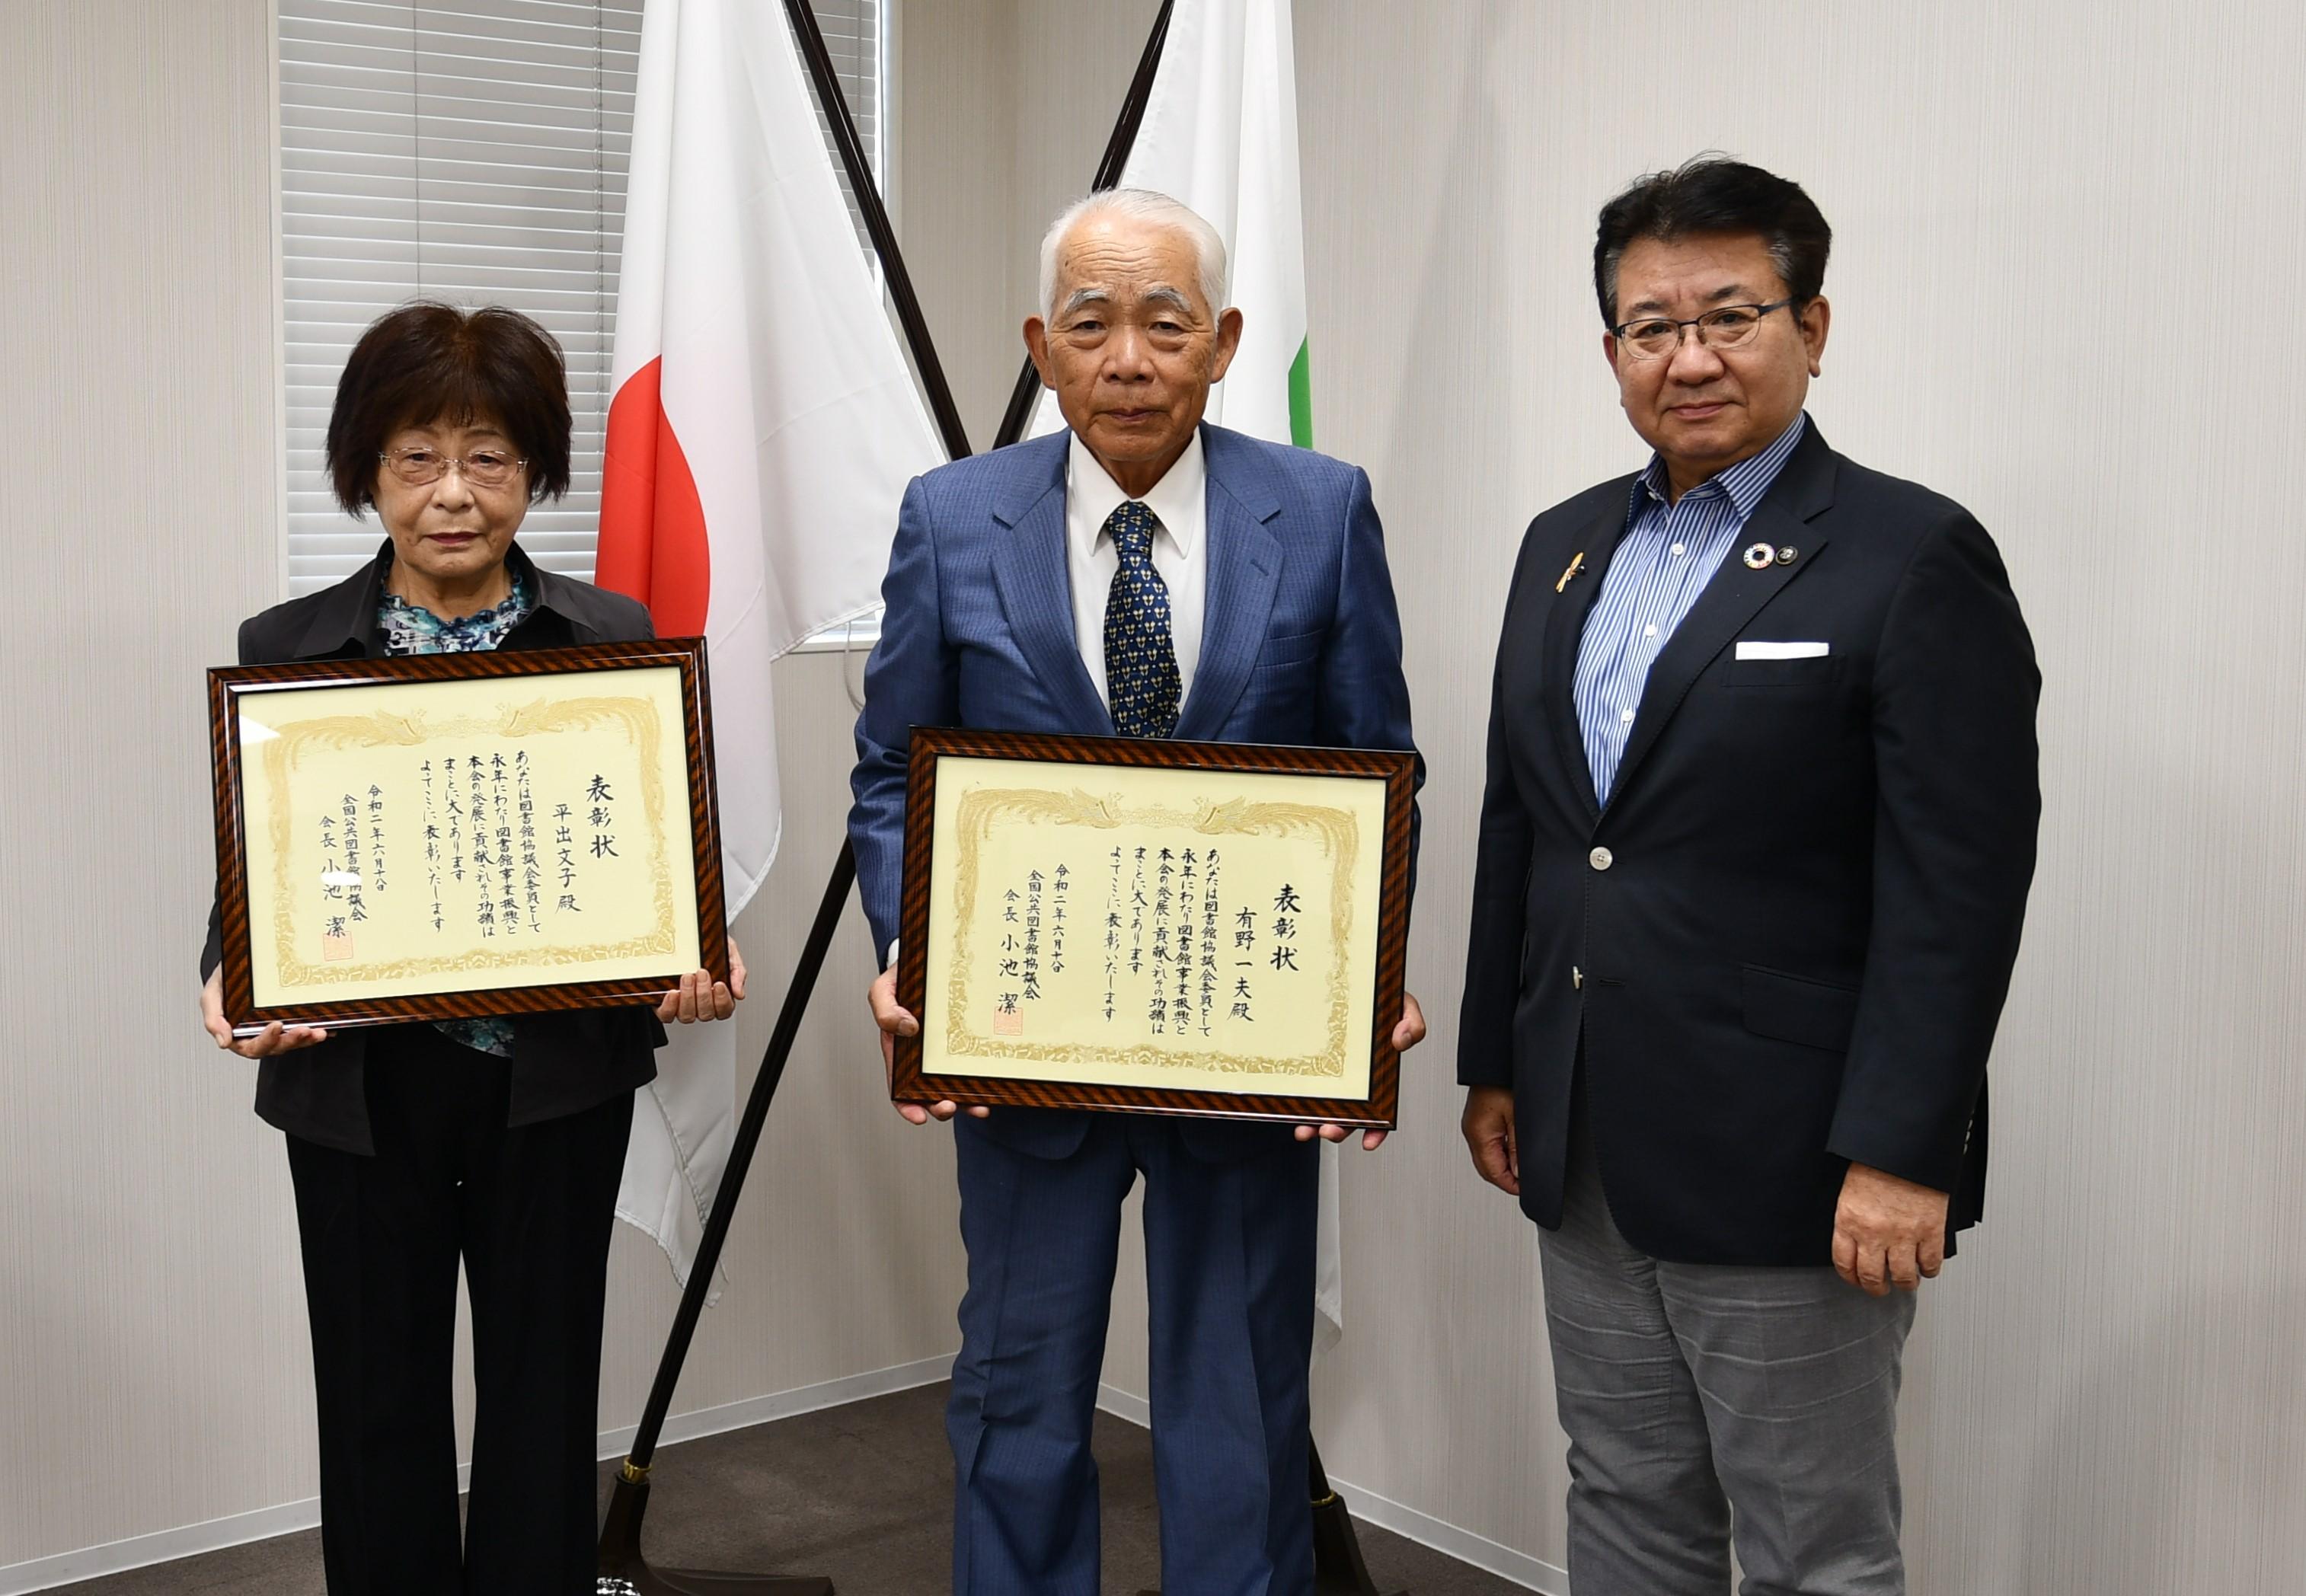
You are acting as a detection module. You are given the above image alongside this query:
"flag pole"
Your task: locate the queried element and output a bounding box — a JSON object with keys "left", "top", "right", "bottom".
{"left": 596, "top": 849, "right": 855, "bottom": 1596}
{"left": 597, "top": 2, "right": 976, "bottom": 1590}
{"left": 780, "top": 0, "right": 974, "bottom": 464}
{"left": 990, "top": 0, "right": 1175, "bottom": 451}
{"left": 602, "top": 2, "right": 1392, "bottom": 1591}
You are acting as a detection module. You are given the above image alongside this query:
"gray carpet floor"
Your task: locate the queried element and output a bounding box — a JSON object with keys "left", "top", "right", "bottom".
{"left": 48, "top": 1382, "right": 1524, "bottom": 1594}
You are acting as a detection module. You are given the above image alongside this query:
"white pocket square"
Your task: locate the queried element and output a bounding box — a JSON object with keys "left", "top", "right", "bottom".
{"left": 1736, "top": 640, "right": 1829, "bottom": 660}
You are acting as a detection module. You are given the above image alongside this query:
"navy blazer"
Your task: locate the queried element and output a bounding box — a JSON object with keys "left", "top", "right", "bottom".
{"left": 200, "top": 541, "right": 665, "bottom": 1154}
{"left": 850, "top": 424, "right": 1420, "bottom": 1162}
{"left": 1458, "top": 425, "right": 2039, "bottom": 1264}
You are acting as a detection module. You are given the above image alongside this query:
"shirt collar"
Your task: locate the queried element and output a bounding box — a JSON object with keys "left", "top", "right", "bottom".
{"left": 298, "top": 538, "right": 562, "bottom": 657}
{"left": 1067, "top": 428, "right": 1206, "bottom": 560}
{"left": 378, "top": 556, "right": 535, "bottom": 639}
{"left": 1637, "top": 411, "right": 1809, "bottom": 519}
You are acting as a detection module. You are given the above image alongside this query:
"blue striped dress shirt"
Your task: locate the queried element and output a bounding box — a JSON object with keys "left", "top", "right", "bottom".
{"left": 1573, "top": 413, "right": 1809, "bottom": 803}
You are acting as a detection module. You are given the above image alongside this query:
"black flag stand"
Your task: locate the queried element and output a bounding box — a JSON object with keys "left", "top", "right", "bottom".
{"left": 595, "top": 849, "right": 857, "bottom": 1596}
{"left": 596, "top": 2, "right": 973, "bottom": 1589}
{"left": 601, "top": 2, "right": 1392, "bottom": 1591}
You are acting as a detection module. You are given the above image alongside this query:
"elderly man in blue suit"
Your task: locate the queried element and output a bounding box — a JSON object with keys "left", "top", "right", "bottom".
{"left": 849, "top": 188, "right": 1425, "bottom": 1594}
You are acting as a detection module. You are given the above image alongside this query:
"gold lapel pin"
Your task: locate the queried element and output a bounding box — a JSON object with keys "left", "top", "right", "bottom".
{"left": 1555, "top": 551, "right": 1586, "bottom": 593}
{"left": 1776, "top": 546, "right": 1798, "bottom": 566}
{"left": 1742, "top": 541, "right": 1774, "bottom": 570}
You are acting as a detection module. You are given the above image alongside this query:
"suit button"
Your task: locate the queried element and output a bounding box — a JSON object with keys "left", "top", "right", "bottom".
{"left": 1589, "top": 847, "right": 1614, "bottom": 871}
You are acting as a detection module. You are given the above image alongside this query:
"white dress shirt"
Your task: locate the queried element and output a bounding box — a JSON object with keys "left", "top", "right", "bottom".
{"left": 888, "top": 433, "right": 1209, "bottom": 969}
{"left": 1065, "top": 429, "right": 1206, "bottom": 709}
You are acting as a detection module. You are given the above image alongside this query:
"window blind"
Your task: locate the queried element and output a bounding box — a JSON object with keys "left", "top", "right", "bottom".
{"left": 278, "top": 0, "right": 884, "bottom": 598}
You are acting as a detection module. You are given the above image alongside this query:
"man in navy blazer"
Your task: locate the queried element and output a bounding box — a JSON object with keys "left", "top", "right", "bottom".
{"left": 1458, "top": 160, "right": 2039, "bottom": 1594}
{"left": 850, "top": 189, "right": 1423, "bottom": 1594}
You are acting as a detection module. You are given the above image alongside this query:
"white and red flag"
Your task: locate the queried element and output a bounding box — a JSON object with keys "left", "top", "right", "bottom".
{"left": 598, "top": 0, "right": 941, "bottom": 1285}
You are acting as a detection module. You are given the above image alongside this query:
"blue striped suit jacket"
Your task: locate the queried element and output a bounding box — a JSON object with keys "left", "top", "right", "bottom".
{"left": 848, "top": 423, "right": 1420, "bottom": 1159}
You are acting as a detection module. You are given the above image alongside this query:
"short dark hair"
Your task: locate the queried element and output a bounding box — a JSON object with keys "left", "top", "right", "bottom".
{"left": 1593, "top": 157, "right": 1832, "bottom": 327}
{"left": 324, "top": 302, "right": 573, "bottom": 516}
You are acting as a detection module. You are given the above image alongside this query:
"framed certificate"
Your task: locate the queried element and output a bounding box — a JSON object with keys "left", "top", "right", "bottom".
{"left": 207, "top": 637, "right": 727, "bottom": 1035}
{"left": 891, "top": 727, "right": 1416, "bottom": 1128}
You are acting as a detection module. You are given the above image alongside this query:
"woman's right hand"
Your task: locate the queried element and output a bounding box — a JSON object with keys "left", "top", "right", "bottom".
{"left": 202, "top": 967, "right": 330, "bottom": 1058}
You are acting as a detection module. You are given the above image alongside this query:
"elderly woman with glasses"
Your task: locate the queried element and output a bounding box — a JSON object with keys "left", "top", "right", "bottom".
{"left": 197, "top": 302, "right": 743, "bottom": 1594}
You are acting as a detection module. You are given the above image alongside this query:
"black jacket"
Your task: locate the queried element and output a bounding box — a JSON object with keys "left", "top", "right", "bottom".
{"left": 1457, "top": 425, "right": 2039, "bottom": 1265}
{"left": 201, "top": 541, "right": 666, "bottom": 1154}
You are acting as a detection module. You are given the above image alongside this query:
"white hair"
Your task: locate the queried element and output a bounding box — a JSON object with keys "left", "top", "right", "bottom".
{"left": 1036, "top": 188, "right": 1229, "bottom": 322}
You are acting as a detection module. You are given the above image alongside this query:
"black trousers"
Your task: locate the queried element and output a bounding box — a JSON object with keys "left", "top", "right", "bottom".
{"left": 284, "top": 1023, "right": 634, "bottom": 1594}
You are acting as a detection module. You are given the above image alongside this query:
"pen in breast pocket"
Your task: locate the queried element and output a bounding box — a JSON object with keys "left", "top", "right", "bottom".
{"left": 1555, "top": 551, "right": 1586, "bottom": 593}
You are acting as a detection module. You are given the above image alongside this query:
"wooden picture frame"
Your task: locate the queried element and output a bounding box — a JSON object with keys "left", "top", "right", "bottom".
{"left": 207, "top": 637, "right": 727, "bottom": 1035}
{"left": 891, "top": 726, "right": 1416, "bottom": 1128}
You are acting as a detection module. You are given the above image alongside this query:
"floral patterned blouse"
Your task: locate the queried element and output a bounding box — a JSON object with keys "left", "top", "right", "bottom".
{"left": 378, "top": 564, "right": 535, "bottom": 1058}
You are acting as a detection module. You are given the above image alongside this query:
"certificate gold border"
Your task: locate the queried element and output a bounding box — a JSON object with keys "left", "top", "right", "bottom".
{"left": 206, "top": 638, "right": 729, "bottom": 1034}
{"left": 890, "top": 727, "right": 1416, "bottom": 1129}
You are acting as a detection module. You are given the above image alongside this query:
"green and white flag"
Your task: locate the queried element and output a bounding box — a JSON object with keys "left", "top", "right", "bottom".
{"left": 1036, "top": 0, "right": 1342, "bottom": 1351}
{"left": 1035, "top": 0, "right": 1311, "bottom": 447}
{"left": 1133, "top": 0, "right": 1311, "bottom": 446}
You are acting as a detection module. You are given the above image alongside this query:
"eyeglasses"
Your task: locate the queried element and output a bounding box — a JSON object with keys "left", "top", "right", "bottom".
{"left": 1610, "top": 299, "right": 1796, "bottom": 361}
{"left": 378, "top": 445, "right": 527, "bottom": 489}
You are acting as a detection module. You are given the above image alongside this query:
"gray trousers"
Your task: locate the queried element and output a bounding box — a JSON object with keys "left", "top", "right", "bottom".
{"left": 1538, "top": 1115, "right": 1918, "bottom": 1596}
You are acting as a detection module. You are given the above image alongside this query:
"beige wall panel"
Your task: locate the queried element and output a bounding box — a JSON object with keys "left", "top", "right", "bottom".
{"left": 1282, "top": 2, "right": 2306, "bottom": 1590}
{"left": 896, "top": 0, "right": 1020, "bottom": 447}
{"left": 0, "top": 0, "right": 304, "bottom": 1562}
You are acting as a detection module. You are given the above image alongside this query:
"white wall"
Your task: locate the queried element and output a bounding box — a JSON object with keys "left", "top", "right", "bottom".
{"left": 0, "top": 0, "right": 308, "bottom": 1565}
{"left": 1291, "top": 5, "right": 2306, "bottom": 1591}
{"left": 8, "top": 2, "right": 2306, "bottom": 1591}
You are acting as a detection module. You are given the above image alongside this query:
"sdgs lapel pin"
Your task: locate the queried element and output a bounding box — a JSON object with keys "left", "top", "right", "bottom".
{"left": 1744, "top": 542, "right": 1800, "bottom": 570}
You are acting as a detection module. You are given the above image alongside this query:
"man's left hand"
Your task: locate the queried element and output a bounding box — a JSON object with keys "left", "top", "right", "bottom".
{"left": 656, "top": 936, "right": 748, "bottom": 1024}
{"left": 1295, "top": 991, "right": 1426, "bottom": 1151}
{"left": 1832, "top": 1161, "right": 1950, "bottom": 1296}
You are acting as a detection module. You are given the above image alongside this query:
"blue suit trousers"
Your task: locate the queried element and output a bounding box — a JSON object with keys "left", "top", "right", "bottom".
{"left": 947, "top": 1112, "right": 1320, "bottom": 1595}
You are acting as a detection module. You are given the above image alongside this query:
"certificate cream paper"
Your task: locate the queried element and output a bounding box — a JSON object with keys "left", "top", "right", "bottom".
{"left": 238, "top": 666, "right": 699, "bottom": 1008}
{"left": 922, "top": 755, "right": 1388, "bottom": 1100}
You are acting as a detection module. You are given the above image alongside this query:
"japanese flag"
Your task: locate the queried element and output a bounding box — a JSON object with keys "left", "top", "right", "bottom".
{"left": 597, "top": 0, "right": 941, "bottom": 1285}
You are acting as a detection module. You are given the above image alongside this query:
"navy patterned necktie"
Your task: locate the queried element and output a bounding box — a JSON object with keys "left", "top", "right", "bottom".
{"left": 1102, "top": 500, "right": 1181, "bottom": 739}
